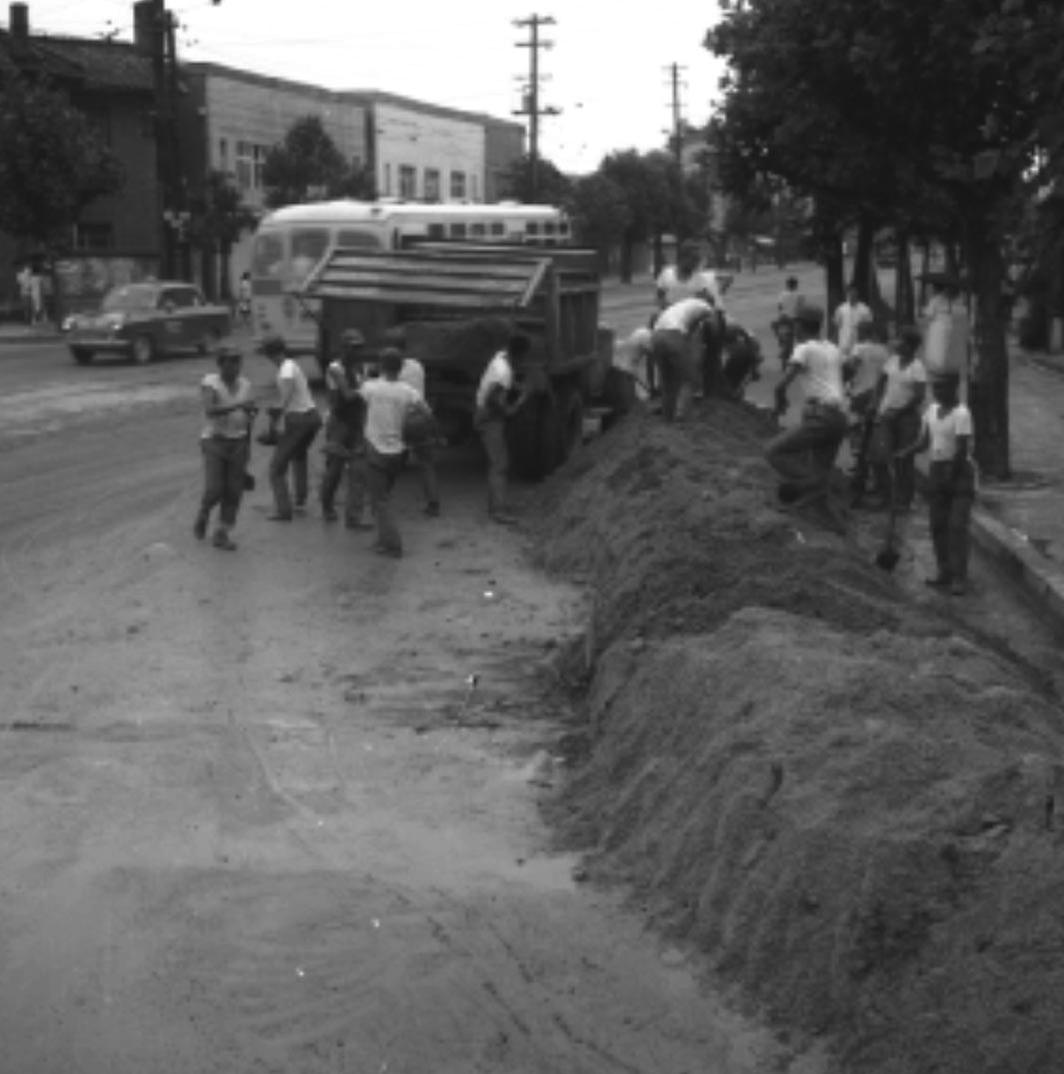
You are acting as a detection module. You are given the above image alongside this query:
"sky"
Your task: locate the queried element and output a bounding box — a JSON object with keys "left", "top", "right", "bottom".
{"left": 13, "top": 0, "right": 727, "bottom": 174}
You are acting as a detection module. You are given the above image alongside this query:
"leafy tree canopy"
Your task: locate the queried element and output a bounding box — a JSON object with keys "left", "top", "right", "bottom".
{"left": 0, "top": 74, "right": 123, "bottom": 248}
{"left": 262, "top": 116, "right": 374, "bottom": 209}
{"left": 500, "top": 154, "right": 572, "bottom": 206}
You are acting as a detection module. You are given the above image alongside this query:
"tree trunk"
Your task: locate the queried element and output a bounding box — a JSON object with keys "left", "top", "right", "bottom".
{"left": 620, "top": 236, "right": 634, "bottom": 284}
{"left": 823, "top": 232, "right": 845, "bottom": 324}
{"left": 851, "top": 215, "right": 877, "bottom": 301}
{"left": 219, "top": 242, "right": 233, "bottom": 302}
{"left": 894, "top": 228, "right": 914, "bottom": 328}
{"left": 651, "top": 232, "right": 665, "bottom": 279}
{"left": 967, "top": 233, "right": 1011, "bottom": 479}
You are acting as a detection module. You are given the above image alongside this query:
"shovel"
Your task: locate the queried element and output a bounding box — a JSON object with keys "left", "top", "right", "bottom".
{"left": 242, "top": 406, "right": 258, "bottom": 491}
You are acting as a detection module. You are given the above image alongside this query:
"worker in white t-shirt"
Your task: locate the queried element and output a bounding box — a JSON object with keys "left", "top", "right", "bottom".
{"left": 895, "top": 373, "right": 974, "bottom": 596}
{"left": 261, "top": 334, "right": 322, "bottom": 520}
{"left": 833, "top": 285, "right": 873, "bottom": 357}
{"left": 846, "top": 320, "right": 892, "bottom": 507}
{"left": 320, "top": 329, "right": 371, "bottom": 529}
{"left": 383, "top": 325, "right": 440, "bottom": 518}
{"left": 650, "top": 297, "right": 717, "bottom": 421}
{"left": 474, "top": 332, "right": 532, "bottom": 524}
{"left": 874, "top": 326, "right": 927, "bottom": 511}
{"left": 767, "top": 304, "right": 848, "bottom": 515}
{"left": 358, "top": 347, "right": 433, "bottom": 558}
{"left": 920, "top": 273, "right": 969, "bottom": 382}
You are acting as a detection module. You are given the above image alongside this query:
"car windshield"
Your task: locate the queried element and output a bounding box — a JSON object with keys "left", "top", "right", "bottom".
{"left": 101, "top": 284, "right": 158, "bottom": 312}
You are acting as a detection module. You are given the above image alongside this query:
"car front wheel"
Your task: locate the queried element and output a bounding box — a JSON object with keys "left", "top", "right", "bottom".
{"left": 132, "top": 335, "right": 155, "bottom": 365}
{"left": 70, "top": 347, "right": 94, "bottom": 366}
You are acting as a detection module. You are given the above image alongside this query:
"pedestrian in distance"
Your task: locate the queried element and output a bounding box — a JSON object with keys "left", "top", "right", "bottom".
{"left": 895, "top": 372, "right": 974, "bottom": 596}
{"left": 194, "top": 345, "right": 257, "bottom": 551}
{"left": 320, "top": 328, "right": 372, "bottom": 529}
{"left": 833, "top": 284, "right": 873, "bottom": 358}
{"left": 359, "top": 347, "right": 434, "bottom": 558}
{"left": 846, "top": 320, "right": 891, "bottom": 507}
{"left": 920, "top": 272, "right": 969, "bottom": 384}
{"left": 767, "top": 304, "right": 849, "bottom": 519}
{"left": 237, "top": 271, "right": 253, "bottom": 329}
{"left": 16, "top": 262, "right": 33, "bottom": 325}
{"left": 385, "top": 325, "right": 441, "bottom": 518}
{"left": 260, "top": 334, "right": 323, "bottom": 521}
{"left": 474, "top": 331, "right": 532, "bottom": 525}
{"left": 873, "top": 325, "right": 928, "bottom": 512}
{"left": 649, "top": 296, "right": 717, "bottom": 422}
{"left": 772, "top": 275, "right": 804, "bottom": 369}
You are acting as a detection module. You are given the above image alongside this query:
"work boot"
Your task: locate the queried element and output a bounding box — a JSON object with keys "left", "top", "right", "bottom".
{"left": 490, "top": 511, "right": 518, "bottom": 526}
{"left": 424, "top": 501, "right": 441, "bottom": 517}
{"left": 266, "top": 511, "right": 293, "bottom": 522}
{"left": 193, "top": 510, "right": 208, "bottom": 540}
{"left": 322, "top": 505, "right": 338, "bottom": 522}
{"left": 212, "top": 529, "right": 237, "bottom": 551}
{"left": 949, "top": 579, "right": 967, "bottom": 597}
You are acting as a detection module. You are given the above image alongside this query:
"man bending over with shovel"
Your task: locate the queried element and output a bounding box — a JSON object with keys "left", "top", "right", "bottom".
{"left": 766, "top": 304, "right": 848, "bottom": 524}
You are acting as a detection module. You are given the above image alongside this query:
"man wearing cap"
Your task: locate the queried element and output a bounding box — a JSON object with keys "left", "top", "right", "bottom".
{"left": 320, "top": 330, "right": 372, "bottom": 528}
{"left": 384, "top": 326, "right": 441, "bottom": 517}
{"left": 649, "top": 296, "right": 717, "bottom": 421}
{"left": 260, "top": 334, "right": 322, "bottom": 521}
{"left": 194, "top": 346, "right": 257, "bottom": 550}
{"left": 833, "top": 284, "right": 873, "bottom": 358}
{"left": 767, "top": 304, "right": 849, "bottom": 517}
{"left": 921, "top": 273, "right": 969, "bottom": 383}
{"left": 873, "top": 325, "right": 928, "bottom": 512}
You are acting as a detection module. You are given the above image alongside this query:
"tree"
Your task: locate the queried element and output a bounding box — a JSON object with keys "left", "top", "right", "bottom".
{"left": 568, "top": 173, "right": 631, "bottom": 269}
{"left": 500, "top": 154, "right": 572, "bottom": 206}
{"left": 261, "top": 116, "right": 374, "bottom": 209}
{"left": 707, "top": 0, "right": 1064, "bottom": 478}
{"left": 0, "top": 74, "right": 123, "bottom": 249}
{"left": 186, "top": 170, "right": 258, "bottom": 300}
{"left": 598, "top": 150, "right": 673, "bottom": 282}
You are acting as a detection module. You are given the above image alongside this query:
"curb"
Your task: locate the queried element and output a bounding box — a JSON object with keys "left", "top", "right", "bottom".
{"left": 968, "top": 506, "right": 1064, "bottom": 630}
{"left": 0, "top": 333, "right": 63, "bottom": 347}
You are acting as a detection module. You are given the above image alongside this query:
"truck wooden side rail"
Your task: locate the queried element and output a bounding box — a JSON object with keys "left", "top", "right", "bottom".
{"left": 299, "top": 243, "right": 633, "bottom": 479}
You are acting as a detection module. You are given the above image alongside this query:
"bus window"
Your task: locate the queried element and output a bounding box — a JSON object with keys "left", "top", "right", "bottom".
{"left": 427, "top": 223, "right": 446, "bottom": 239}
{"left": 542, "top": 222, "right": 557, "bottom": 235}
{"left": 290, "top": 227, "right": 330, "bottom": 285}
{"left": 449, "top": 223, "right": 468, "bottom": 238}
{"left": 490, "top": 222, "right": 505, "bottom": 236}
{"left": 252, "top": 233, "right": 285, "bottom": 278}
{"left": 337, "top": 229, "right": 382, "bottom": 249}
{"left": 525, "top": 222, "right": 540, "bottom": 237}
{"left": 471, "top": 222, "right": 487, "bottom": 237}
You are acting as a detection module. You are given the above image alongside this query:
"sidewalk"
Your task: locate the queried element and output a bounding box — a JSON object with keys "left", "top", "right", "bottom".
{"left": 964, "top": 347, "right": 1064, "bottom": 624}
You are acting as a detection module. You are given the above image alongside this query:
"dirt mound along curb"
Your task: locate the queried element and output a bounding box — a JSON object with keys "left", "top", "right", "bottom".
{"left": 533, "top": 403, "right": 1064, "bottom": 1074}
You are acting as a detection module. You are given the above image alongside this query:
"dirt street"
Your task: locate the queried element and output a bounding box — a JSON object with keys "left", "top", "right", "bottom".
{"left": 0, "top": 342, "right": 826, "bottom": 1072}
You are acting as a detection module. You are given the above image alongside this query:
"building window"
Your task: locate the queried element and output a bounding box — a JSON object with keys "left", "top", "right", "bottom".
{"left": 236, "top": 140, "right": 253, "bottom": 190}
{"left": 253, "top": 144, "right": 267, "bottom": 190}
{"left": 384, "top": 163, "right": 392, "bottom": 195}
{"left": 398, "top": 165, "right": 417, "bottom": 200}
{"left": 74, "top": 222, "right": 114, "bottom": 250}
{"left": 450, "top": 170, "right": 466, "bottom": 200}
{"left": 218, "top": 137, "right": 229, "bottom": 174}
{"left": 471, "top": 174, "right": 479, "bottom": 202}
{"left": 424, "top": 168, "right": 441, "bottom": 202}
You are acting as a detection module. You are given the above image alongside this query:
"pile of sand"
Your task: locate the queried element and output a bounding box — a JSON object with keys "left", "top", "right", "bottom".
{"left": 532, "top": 402, "right": 1064, "bottom": 1074}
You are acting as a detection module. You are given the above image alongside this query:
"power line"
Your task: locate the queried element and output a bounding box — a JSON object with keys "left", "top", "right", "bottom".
{"left": 663, "top": 62, "right": 687, "bottom": 164}
{"left": 513, "top": 13, "right": 560, "bottom": 201}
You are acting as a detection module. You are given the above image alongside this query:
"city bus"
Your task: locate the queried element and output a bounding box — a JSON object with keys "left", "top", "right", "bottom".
{"left": 248, "top": 200, "right": 573, "bottom": 355}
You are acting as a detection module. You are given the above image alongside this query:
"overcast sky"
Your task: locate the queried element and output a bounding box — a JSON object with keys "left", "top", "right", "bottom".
{"left": 16, "top": 0, "right": 726, "bottom": 174}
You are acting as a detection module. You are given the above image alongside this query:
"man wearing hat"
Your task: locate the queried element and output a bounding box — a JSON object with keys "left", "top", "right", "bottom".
{"left": 194, "top": 345, "right": 257, "bottom": 550}
{"left": 874, "top": 325, "right": 928, "bottom": 511}
{"left": 767, "top": 304, "right": 849, "bottom": 515}
{"left": 320, "top": 329, "right": 372, "bottom": 528}
{"left": 260, "top": 334, "right": 322, "bottom": 521}
{"left": 921, "top": 272, "right": 969, "bottom": 384}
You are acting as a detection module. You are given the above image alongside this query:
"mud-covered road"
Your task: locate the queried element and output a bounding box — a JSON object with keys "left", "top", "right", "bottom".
{"left": 0, "top": 337, "right": 826, "bottom": 1072}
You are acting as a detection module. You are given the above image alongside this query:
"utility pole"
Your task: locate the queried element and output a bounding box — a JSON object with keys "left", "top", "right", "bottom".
{"left": 664, "top": 62, "right": 687, "bottom": 164}
{"left": 513, "top": 14, "right": 560, "bottom": 203}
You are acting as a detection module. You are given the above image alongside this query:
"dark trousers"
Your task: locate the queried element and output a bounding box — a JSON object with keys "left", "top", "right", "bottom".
{"left": 366, "top": 444, "right": 406, "bottom": 554}
{"left": 651, "top": 328, "right": 697, "bottom": 421}
{"left": 479, "top": 418, "right": 509, "bottom": 515}
{"left": 200, "top": 437, "right": 248, "bottom": 530}
{"left": 269, "top": 409, "right": 321, "bottom": 515}
{"left": 875, "top": 409, "right": 922, "bottom": 509}
{"left": 849, "top": 390, "right": 880, "bottom": 500}
{"left": 927, "top": 460, "right": 974, "bottom": 583}
{"left": 766, "top": 401, "right": 848, "bottom": 498}
{"left": 320, "top": 416, "right": 367, "bottom": 523}
{"left": 410, "top": 440, "right": 440, "bottom": 508}
{"left": 699, "top": 314, "right": 725, "bottom": 397}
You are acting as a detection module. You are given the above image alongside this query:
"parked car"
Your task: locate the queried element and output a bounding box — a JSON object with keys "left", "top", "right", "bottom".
{"left": 63, "top": 281, "right": 231, "bottom": 365}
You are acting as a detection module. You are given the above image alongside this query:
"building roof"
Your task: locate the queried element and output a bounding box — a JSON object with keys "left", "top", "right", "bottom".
{"left": 0, "top": 31, "right": 154, "bottom": 93}
{"left": 183, "top": 60, "right": 523, "bottom": 133}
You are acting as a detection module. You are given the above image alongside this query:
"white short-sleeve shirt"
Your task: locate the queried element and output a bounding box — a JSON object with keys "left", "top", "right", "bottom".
{"left": 834, "top": 300, "right": 873, "bottom": 355}
{"left": 879, "top": 354, "right": 928, "bottom": 414}
{"left": 656, "top": 266, "right": 721, "bottom": 309}
{"left": 654, "top": 297, "right": 715, "bottom": 334}
{"left": 923, "top": 402, "right": 973, "bottom": 461}
{"left": 277, "top": 357, "right": 316, "bottom": 414}
{"left": 399, "top": 357, "right": 426, "bottom": 397}
{"left": 475, "top": 352, "right": 514, "bottom": 411}
{"left": 788, "top": 339, "right": 846, "bottom": 406}
{"left": 360, "top": 377, "right": 423, "bottom": 455}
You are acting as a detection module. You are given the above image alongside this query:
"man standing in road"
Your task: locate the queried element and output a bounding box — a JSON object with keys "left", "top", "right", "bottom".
{"left": 767, "top": 304, "right": 849, "bottom": 519}
{"left": 474, "top": 332, "right": 531, "bottom": 525}
{"left": 833, "top": 284, "right": 873, "bottom": 358}
{"left": 320, "top": 329, "right": 372, "bottom": 529}
{"left": 359, "top": 347, "right": 433, "bottom": 558}
{"left": 649, "top": 296, "right": 717, "bottom": 422}
{"left": 385, "top": 325, "right": 441, "bottom": 518}
{"left": 773, "top": 275, "right": 804, "bottom": 369}
{"left": 873, "top": 325, "right": 928, "bottom": 512}
{"left": 194, "top": 346, "right": 257, "bottom": 551}
{"left": 261, "top": 334, "right": 322, "bottom": 521}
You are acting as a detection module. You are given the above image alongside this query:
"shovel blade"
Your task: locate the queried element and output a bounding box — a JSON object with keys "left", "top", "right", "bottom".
{"left": 875, "top": 545, "right": 900, "bottom": 571}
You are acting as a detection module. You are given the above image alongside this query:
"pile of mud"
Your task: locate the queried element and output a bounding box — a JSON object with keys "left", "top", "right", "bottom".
{"left": 531, "top": 402, "right": 1064, "bottom": 1074}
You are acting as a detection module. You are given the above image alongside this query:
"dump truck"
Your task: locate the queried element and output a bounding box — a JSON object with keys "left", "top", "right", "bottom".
{"left": 298, "top": 242, "right": 634, "bottom": 480}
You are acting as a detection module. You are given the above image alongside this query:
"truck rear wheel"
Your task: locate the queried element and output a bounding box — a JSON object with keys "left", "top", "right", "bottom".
{"left": 557, "top": 386, "right": 584, "bottom": 462}
{"left": 507, "top": 395, "right": 562, "bottom": 481}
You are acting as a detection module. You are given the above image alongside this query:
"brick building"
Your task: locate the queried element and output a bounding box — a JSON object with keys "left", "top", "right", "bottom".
{"left": 0, "top": 2, "right": 160, "bottom": 308}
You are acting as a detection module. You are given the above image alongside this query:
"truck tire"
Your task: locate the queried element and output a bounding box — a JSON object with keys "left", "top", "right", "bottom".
{"left": 507, "top": 395, "right": 561, "bottom": 481}
{"left": 601, "top": 367, "right": 636, "bottom": 428}
{"left": 70, "top": 347, "right": 94, "bottom": 366}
